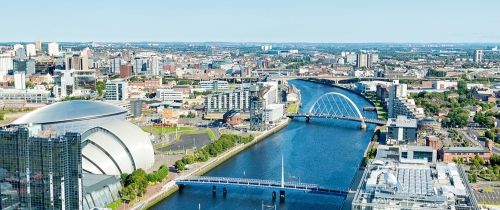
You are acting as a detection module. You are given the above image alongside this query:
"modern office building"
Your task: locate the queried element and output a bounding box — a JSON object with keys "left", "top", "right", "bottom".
{"left": 200, "top": 80, "right": 229, "bottom": 92}
{"left": 156, "top": 88, "right": 183, "bottom": 103}
{"left": 204, "top": 89, "right": 250, "bottom": 113}
{"left": 473, "top": 49, "right": 484, "bottom": 63}
{"left": 388, "top": 80, "right": 425, "bottom": 119}
{"left": 13, "top": 59, "right": 36, "bottom": 75}
{"left": 386, "top": 115, "right": 418, "bottom": 144}
{"left": 83, "top": 174, "right": 121, "bottom": 210}
{"left": 0, "top": 128, "right": 82, "bottom": 210}
{"left": 133, "top": 57, "right": 149, "bottom": 74}
{"left": 14, "top": 71, "right": 26, "bottom": 90}
{"left": 352, "top": 159, "right": 478, "bottom": 209}
{"left": 105, "top": 80, "right": 128, "bottom": 101}
{"left": 48, "top": 42, "right": 60, "bottom": 56}
{"left": 376, "top": 145, "right": 437, "bottom": 163}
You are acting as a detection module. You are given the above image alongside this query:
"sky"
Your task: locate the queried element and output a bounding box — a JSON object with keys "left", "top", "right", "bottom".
{"left": 1, "top": 0, "right": 500, "bottom": 43}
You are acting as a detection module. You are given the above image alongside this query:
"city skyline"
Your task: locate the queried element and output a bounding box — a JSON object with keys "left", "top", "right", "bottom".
{"left": 1, "top": 0, "right": 500, "bottom": 43}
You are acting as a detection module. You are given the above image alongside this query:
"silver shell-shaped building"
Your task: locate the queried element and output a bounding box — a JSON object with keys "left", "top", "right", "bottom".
{"left": 81, "top": 120, "right": 155, "bottom": 175}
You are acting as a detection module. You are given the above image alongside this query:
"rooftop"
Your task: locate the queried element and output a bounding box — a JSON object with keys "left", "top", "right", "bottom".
{"left": 387, "top": 115, "right": 417, "bottom": 128}
{"left": 11, "top": 100, "right": 127, "bottom": 125}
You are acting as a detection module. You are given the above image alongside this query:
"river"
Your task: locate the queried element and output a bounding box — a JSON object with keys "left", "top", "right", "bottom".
{"left": 152, "top": 80, "right": 377, "bottom": 210}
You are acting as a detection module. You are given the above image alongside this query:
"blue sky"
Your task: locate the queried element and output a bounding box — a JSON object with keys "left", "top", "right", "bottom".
{"left": 1, "top": 0, "right": 499, "bottom": 42}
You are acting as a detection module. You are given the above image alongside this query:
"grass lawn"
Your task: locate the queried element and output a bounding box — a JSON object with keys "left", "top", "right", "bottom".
{"left": 106, "top": 199, "right": 122, "bottom": 210}
{"left": 287, "top": 102, "right": 299, "bottom": 114}
{"left": 141, "top": 126, "right": 195, "bottom": 135}
{"left": 180, "top": 128, "right": 216, "bottom": 140}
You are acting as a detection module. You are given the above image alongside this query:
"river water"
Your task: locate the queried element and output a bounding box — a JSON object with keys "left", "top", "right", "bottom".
{"left": 152, "top": 80, "right": 377, "bottom": 210}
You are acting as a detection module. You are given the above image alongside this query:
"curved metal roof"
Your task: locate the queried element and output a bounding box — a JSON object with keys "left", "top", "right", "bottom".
{"left": 11, "top": 100, "right": 127, "bottom": 125}
{"left": 82, "top": 120, "right": 154, "bottom": 175}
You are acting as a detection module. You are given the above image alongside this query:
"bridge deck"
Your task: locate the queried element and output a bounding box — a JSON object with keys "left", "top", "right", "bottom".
{"left": 287, "top": 114, "right": 386, "bottom": 125}
{"left": 176, "top": 176, "right": 347, "bottom": 196}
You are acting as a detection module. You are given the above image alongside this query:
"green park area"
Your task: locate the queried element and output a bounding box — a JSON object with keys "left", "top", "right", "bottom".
{"left": 287, "top": 102, "right": 299, "bottom": 114}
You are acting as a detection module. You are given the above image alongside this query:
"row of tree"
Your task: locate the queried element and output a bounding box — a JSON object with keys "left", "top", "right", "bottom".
{"left": 175, "top": 134, "right": 254, "bottom": 171}
{"left": 120, "top": 165, "right": 169, "bottom": 201}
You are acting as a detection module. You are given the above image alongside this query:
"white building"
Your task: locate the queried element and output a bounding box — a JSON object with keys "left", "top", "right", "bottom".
{"left": 105, "top": 80, "right": 128, "bottom": 101}
{"left": 264, "top": 104, "right": 284, "bottom": 124}
{"left": 25, "top": 44, "right": 36, "bottom": 57}
{"left": 205, "top": 90, "right": 250, "bottom": 112}
{"left": 150, "top": 55, "right": 160, "bottom": 76}
{"left": 0, "top": 54, "right": 13, "bottom": 81}
{"left": 48, "top": 42, "right": 60, "bottom": 56}
{"left": 109, "top": 57, "right": 124, "bottom": 74}
{"left": 258, "top": 81, "right": 279, "bottom": 106}
{"left": 14, "top": 71, "right": 26, "bottom": 90}
{"left": 388, "top": 80, "right": 424, "bottom": 119}
{"left": 156, "top": 89, "right": 183, "bottom": 103}
{"left": 200, "top": 80, "right": 229, "bottom": 92}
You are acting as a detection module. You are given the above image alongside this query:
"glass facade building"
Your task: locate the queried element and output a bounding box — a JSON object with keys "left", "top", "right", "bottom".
{"left": 0, "top": 128, "right": 82, "bottom": 210}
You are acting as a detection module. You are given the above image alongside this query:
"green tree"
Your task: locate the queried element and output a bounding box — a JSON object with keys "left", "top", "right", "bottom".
{"left": 485, "top": 129, "right": 495, "bottom": 140}
{"left": 174, "top": 160, "right": 186, "bottom": 171}
{"left": 96, "top": 80, "right": 106, "bottom": 96}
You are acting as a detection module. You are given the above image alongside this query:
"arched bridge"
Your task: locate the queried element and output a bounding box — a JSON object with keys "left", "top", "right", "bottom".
{"left": 287, "top": 92, "right": 386, "bottom": 128}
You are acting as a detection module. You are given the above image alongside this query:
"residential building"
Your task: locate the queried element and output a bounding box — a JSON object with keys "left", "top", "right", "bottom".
{"left": 264, "top": 104, "right": 284, "bottom": 124}
{"left": 66, "top": 54, "right": 89, "bottom": 70}
{"left": 109, "top": 57, "right": 124, "bottom": 74}
{"left": 386, "top": 115, "right": 418, "bottom": 144}
{"left": 205, "top": 89, "right": 250, "bottom": 113}
{"left": 0, "top": 128, "right": 82, "bottom": 210}
{"left": 35, "top": 40, "right": 42, "bottom": 51}
{"left": 388, "top": 80, "right": 424, "bottom": 119}
{"left": 48, "top": 42, "right": 60, "bottom": 56}
{"left": 150, "top": 55, "right": 160, "bottom": 76}
{"left": 105, "top": 80, "right": 128, "bottom": 101}
{"left": 133, "top": 57, "right": 149, "bottom": 74}
{"left": 0, "top": 54, "right": 13, "bottom": 81}
{"left": 473, "top": 49, "right": 483, "bottom": 63}
{"left": 25, "top": 43, "right": 36, "bottom": 57}
{"left": 200, "top": 80, "right": 229, "bottom": 92}
{"left": 156, "top": 88, "right": 183, "bottom": 103}
{"left": 356, "top": 53, "right": 367, "bottom": 68}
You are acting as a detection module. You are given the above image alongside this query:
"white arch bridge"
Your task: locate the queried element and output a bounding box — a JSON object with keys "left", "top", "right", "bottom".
{"left": 287, "top": 92, "right": 386, "bottom": 128}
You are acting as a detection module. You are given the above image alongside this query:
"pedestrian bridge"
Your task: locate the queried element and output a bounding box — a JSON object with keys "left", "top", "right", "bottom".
{"left": 175, "top": 176, "right": 348, "bottom": 197}
{"left": 287, "top": 92, "right": 386, "bottom": 128}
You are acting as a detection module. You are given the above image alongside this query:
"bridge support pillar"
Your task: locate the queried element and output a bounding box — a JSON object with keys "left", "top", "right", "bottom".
{"left": 272, "top": 191, "right": 276, "bottom": 201}
{"left": 222, "top": 187, "right": 227, "bottom": 197}
{"left": 178, "top": 184, "right": 185, "bottom": 191}
{"left": 279, "top": 190, "right": 285, "bottom": 202}
{"left": 360, "top": 122, "right": 366, "bottom": 129}
{"left": 212, "top": 186, "right": 216, "bottom": 196}
{"left": 306, "top": 116, "right": 311, "bottom": 123}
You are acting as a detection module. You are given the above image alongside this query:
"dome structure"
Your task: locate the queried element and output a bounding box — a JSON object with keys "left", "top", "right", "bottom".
{"left": 81, "top": 120, "right": 154, "bottom": 175}
{"left": 11, "top": 101, "right": 127, "bottom": 135}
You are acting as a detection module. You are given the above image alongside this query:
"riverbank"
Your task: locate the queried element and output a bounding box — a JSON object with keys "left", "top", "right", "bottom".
{"left": 136, "top": 118, "right": 291, "bottom": 210}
